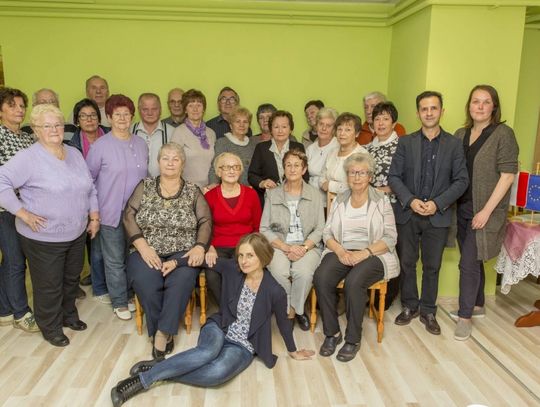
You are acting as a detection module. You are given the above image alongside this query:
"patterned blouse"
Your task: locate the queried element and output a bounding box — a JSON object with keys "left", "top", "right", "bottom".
{"left": 0, "top": 125, "right": 34, "bottom": 212}
{"left": 366, "top": 132, "right": 399, "bottom": 203}
{"left": 225, "top": 283, "right": 257, "bottom": 353}
{"left": 123, "top": 177, "right": 212, "bottom": 255}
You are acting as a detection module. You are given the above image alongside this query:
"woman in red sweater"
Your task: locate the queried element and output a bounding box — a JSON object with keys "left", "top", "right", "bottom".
{"left": 204, "top": 152, "right": 262, "bottom": 302}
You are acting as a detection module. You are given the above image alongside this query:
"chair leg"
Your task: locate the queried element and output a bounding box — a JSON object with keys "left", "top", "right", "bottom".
{"left": 135, "top": 295, "right": 143, "bottom": 336}
{"left": 184, "top": 290, "right": 195, "bottom": 334}
{"left": 310, "top": 287, "right": 317, "bottom": 332}
{"left": 377, "top": 283, "right": 387, "bottom": 343}
{"left": 369, "top": 287, "right": 376, "bottom": 319}
{"left": 199, "top": 273, "right": 207, "bottom": 325}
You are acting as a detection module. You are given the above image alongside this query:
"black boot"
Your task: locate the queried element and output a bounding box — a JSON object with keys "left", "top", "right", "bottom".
{"left": 111, "top": 375, "right": 145, "bottom": 407}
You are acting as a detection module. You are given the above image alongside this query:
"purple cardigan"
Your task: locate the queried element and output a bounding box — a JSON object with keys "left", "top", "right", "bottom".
{"left": 0, "top": 143, "right": 98, "bottom": 242}
{"left": 86, "top": 132, "right": 148, "bottom": 228}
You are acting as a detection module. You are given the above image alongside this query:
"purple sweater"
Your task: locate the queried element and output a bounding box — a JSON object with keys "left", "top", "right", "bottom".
{"left": 0, "top": 143, "right": 99, "bottom": 242}
{"left": 86, "top": 132, "right": 148, "bottom": 227}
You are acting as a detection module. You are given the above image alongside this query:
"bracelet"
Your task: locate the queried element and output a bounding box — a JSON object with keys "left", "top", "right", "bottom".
{"left": 365, "top": 247, "right": 374, "bottom": 257}
{"left": 303, "top": 244, "right": 310, "bottom": 252}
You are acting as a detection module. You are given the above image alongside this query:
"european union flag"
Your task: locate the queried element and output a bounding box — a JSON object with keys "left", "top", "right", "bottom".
{"left": 525, "top": 175, "right": 540, "bottom": 212}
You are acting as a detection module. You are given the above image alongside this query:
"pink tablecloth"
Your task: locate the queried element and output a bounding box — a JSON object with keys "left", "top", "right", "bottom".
{"left": 503, "top": 222, "right": 540, "bottom": 261}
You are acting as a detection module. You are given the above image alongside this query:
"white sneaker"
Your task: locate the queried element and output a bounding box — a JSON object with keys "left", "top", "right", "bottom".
{"left": 127, "top": 298, "right": 136, "bottom": 313}
{"left": 94, "top": 294, "right": 112, "bottom": 304}
{"left": 114, "top": 307, "right": 132, "bottom": 321}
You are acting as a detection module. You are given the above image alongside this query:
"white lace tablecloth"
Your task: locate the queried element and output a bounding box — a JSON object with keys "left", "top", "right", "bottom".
{"left": 495, "top": 237, "right": 540, "bottom": 294}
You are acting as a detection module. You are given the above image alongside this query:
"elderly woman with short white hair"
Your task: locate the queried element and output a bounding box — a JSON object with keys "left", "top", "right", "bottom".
{"left": 314, "top": 152, "right": 399, "bottom": 362}
{"left": 0, "top": 104, "right": 100, "bottom": 347}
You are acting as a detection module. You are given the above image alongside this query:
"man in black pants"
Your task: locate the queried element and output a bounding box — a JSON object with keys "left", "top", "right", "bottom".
{"left": 388, "top": 91, "right": 468, "bottom": 335}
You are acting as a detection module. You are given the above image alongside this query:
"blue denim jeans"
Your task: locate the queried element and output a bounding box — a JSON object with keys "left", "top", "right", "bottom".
{"left": 0, "top": 211, "right": 30, "bottom": 319}
{"left": 140, "top": 320, "right": 254, "bottom": 388}
{"left": 99, "top": 224, "right": 128, "bottom": 308}
{"left": 89, "top": 234, "right": 107, "bottom": 296}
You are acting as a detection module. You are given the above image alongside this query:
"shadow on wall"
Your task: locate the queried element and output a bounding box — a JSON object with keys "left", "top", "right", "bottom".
{"left": 0, "top": 46, "right": 4, "bottom": 86}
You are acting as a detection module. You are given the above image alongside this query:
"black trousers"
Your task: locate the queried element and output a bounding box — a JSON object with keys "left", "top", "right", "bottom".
{"left": 313, "top": 252, "right": 384, "bottom": 344}
{"left": 457, "top": 200, "right": 485, "bottom": 318}
{"left": 397, "top": 214, "right": 448, "bottom": 315}
{"left": 205, "top": 246, "right": 235, "bottom": 305}
{"left": 19, "top": 232, "right": 86, "bottom": 339}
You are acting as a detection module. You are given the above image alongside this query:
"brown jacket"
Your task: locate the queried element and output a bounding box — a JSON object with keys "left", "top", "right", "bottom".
{"left": 454, "top": 123, "right": 519, "bottom": 260}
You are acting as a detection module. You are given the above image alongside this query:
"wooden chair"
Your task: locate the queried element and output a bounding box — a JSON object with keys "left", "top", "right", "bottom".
{"left": 309, "top": 279, "right": 388, "bottom": 343}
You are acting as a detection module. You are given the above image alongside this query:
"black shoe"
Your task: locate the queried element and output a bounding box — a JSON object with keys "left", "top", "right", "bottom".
{"left": 165, "top": 337, "right": 174, "bottom": 355}
{"left": 319, "top": 333, "right": 343, "bottom": 357}
{"left": 420, "top": 313, "right": 441, "bottom": 335}
{"left": 394, "top": 307, "right": 420, "bottom": 325}
{"left": 152, "top": 346, "right": 165, "bottom": 361}
{"left": 46, "top": 334, "right": 70, "bottom": 347}
{"left": 111, "top": 375, "right": 145, "bottom": 407}
{"left": 295, "top": 313, "right": 310, "bottom": 331}
{"left": 63, "top": 320, "right": 87, "bottom": 331}
{"left": 129, "top": 358, "right": 159, "bottom": 376}
{"left": 336, "top": 342, "right": 360, "bottom": 362}
{"left": 76, "top": 287, "right": 86, "bottom": 299}
{"left": 80, "top": 275, "right": 92, "bottom": 286}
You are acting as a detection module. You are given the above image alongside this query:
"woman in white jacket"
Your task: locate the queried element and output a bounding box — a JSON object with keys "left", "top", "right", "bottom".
{"left": 313, "top": 152, "right": 399, "bottom": 362}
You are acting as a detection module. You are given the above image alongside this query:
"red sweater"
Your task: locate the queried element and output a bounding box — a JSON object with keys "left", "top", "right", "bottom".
{"left": 205, "top": 185, "right": 262, "bottom": 248}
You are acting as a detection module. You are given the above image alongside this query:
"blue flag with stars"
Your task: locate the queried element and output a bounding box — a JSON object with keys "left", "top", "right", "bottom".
{"left": 525, "top": 175, "right": 540, "bottom": 211}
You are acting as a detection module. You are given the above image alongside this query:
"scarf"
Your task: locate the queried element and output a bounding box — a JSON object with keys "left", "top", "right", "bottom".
{"left": 185, "top": 119, "right": 210, "bottom": 150}
{"left": 81, "top": 127, "right": 105, "bottom": 158}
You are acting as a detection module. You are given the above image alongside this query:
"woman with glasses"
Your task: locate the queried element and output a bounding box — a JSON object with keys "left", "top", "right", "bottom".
{"left": 69, "top": 98, "right": 110, "bottom": 158}
{"left": 170, "top": 89, "right": 216, "bottom": 189}
{"left": 260, "top": 150, "right": 324, "bottom": 331}
{"left": 204, "top": 152, "right": 261, "bottom": 302}
{"left": 124, "top": 143, "right": 212, "bottom": 359}
{"left": 0, "top": 87, "right": 39, "bottom": 334}
{"left": 86, "top": 94, "right": 148, "bottom": 321}
{"left": 313, "top": 152, "right": 399, "bottom": 362}
{"left": 206, "top": 107, "right": 257, "bottom": 190}
{"left": 0, "top": 104, "right": 100, "bottom": 347}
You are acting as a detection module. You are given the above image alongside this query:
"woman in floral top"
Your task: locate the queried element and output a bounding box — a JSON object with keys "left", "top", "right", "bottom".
{"left": 365, "top": 101, "right": 401, "bottom": 309}
{"left": 123, "top": 142, "right": 212, "bottom": 360}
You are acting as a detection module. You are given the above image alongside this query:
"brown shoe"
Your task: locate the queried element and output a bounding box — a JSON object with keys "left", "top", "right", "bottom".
{"left": 420, "top": 313, "right": 441, "bottom": 335}
{"left": 394, "top": 307, "right": 419, "bottom": 325}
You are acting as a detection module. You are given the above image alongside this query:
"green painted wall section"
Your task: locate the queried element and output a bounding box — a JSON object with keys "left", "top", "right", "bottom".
{"left": 0, "top": 15, "right": 391, "bottom": 131}
{"left": 514, "top": 28, "right": 540, "bottom": 171}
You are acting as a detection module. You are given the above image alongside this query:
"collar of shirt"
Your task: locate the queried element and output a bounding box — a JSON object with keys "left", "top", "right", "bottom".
{"left": 372, "top": 131, "right": 398, "bottom": 147}
{"left": 269, "top": 139, "right": 290, "bottom": 155}
{"left": 133, "top": 120, "right": 166, "bottom": 140}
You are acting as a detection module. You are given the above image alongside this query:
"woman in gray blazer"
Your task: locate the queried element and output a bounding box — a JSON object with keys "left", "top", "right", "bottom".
{"left": 260, "top": 149, "right": 325, "bottom": 331}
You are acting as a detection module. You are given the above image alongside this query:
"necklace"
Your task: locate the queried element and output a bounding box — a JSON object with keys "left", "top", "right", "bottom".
{"left": 160, "top": 180, "right": 180, "bottom": 208}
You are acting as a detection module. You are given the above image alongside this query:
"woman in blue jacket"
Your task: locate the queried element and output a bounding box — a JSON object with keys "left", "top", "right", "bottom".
{"left": 111, "top": 233, "right": 314, "bottom": 406}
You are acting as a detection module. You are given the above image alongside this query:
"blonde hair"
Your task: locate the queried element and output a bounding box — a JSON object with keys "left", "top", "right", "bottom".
{"left": 158, "top": 142, "right": 186, "bottom": 164}
{"left": 30, "top": 104, "right": 64, "bottom": 127}
{"left": 214, "top": 152, "right": 243, "bottom": 176}
{"left": 229, "top": 106, "right": 253, "bottom": 125}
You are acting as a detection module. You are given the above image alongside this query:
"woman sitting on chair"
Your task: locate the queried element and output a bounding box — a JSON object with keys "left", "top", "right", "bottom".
{"left": 313, "top": 152, "right": 399, "bottom": 362}
{"left": 111, "top": 233, "right": 314, "bottom": 407}
{"left": 123, "top": 142, "right": 212, "bottom": 360}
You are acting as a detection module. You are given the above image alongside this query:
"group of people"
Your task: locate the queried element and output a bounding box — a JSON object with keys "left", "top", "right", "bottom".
{"left": 0, "top": 76, "right": 519, "bottom": 406}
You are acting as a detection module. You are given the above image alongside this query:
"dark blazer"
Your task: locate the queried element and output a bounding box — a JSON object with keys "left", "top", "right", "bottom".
{"left": 248, "top": 139, "right": 308, "bottom": 204}
{"left": 388, "top": 128, "right": 468, "bottom": 227}
{"left": 68, "top": 125, "right": 111, "bottom": 154}
{"left": 173, "top": 257, "right": 296, "bottom": 368}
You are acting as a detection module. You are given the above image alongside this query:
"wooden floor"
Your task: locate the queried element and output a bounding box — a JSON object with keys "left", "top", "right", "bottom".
{"left": 1, "top": 278, "right": 539, "bottom": 407}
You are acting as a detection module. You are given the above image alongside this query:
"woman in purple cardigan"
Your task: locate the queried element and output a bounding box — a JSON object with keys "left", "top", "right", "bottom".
{"left": 86, "top": 95, "right": 148, "bottom": 321}
{"left": 0, "top": 104, "right": 100, "bottom": 347}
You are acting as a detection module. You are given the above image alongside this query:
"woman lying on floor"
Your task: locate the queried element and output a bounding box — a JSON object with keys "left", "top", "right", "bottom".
{"left": 111, "top": 233, "right": 314, "bottom": 406}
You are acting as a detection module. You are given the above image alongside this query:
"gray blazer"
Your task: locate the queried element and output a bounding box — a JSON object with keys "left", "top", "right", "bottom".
{"left": 260, "top": 181, "right": 324, "bottom": 246}
{"left": 388, "top": 128, "right": 469, "bottom": 228}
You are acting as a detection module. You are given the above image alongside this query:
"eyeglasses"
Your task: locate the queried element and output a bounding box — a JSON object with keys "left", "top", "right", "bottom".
{"left": 35, "top": 124, "right": 63, "bottom": 132}
{"left": 219, "top": 165, "right": 241, "bottom": 172}
{"left": 347, "top": 170, "right": 371, "bottom": 178}
{"left": 219, "top": 96, "right": 238, "bottom": 104}
{"left": 78, "top": 113, "right": 98, "bottom": 120}
{"left": 112, "top": 112, "right": 132, "bottom": 118}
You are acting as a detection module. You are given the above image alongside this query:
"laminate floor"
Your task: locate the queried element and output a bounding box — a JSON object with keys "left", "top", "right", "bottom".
{"left": 1, "top": 278, "right": 539, "bottom": 407}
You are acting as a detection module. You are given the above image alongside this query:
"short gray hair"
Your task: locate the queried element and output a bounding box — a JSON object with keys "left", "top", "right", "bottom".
{"left": 363, "top": 91, "right": 387, "bottom": 103}
{"left": 316, "top": 107, "right": 338, "bottom": 123}
{"left": 30, "top": 104, "right": 64, "bottom": 127}
{"left": 32, "top": 88, "right": 59, "bottom": 107}
{"left": 157, "top": 142, "right": 186, "bottom": 164}
{"left": 214, "top": 152, "right": 243, "bottom": 176}
{"left": 343, "top": 152, "right": 375, "bottom": 175}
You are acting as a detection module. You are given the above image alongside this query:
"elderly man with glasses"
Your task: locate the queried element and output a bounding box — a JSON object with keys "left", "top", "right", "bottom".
{"left": 206, "top": 86, "right": 252, "bottom": 139}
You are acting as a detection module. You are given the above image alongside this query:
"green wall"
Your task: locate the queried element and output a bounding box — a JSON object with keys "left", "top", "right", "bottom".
{"left": 0, "top": 15, "right": 391, "bottom": 133}
{"left": 514, "top": 28, "right": 540, "bottom": 171}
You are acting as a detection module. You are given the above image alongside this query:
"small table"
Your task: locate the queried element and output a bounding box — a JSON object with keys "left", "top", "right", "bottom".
{"left": 495, "top": 220, "right": 540, "bottom": 327}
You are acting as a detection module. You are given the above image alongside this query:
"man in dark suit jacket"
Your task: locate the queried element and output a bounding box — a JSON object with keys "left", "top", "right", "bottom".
{"left": 388, "top": 91, "right": 468, "bottom": 335}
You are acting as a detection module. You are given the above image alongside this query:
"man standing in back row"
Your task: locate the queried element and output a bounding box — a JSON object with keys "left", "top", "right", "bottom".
{"left": 388, "top": 91, "right": 468, "bottom": 335}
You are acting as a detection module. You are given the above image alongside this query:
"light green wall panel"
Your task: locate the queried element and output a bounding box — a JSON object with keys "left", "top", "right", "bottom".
{"left": 387, "top": 6, "right": 431, "bottom": 132}
{"left": 514, "top": 28, "right": 540, "bottom": 171}
{"left": 0, "top": 15, "right": 391, "bottom": 134}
